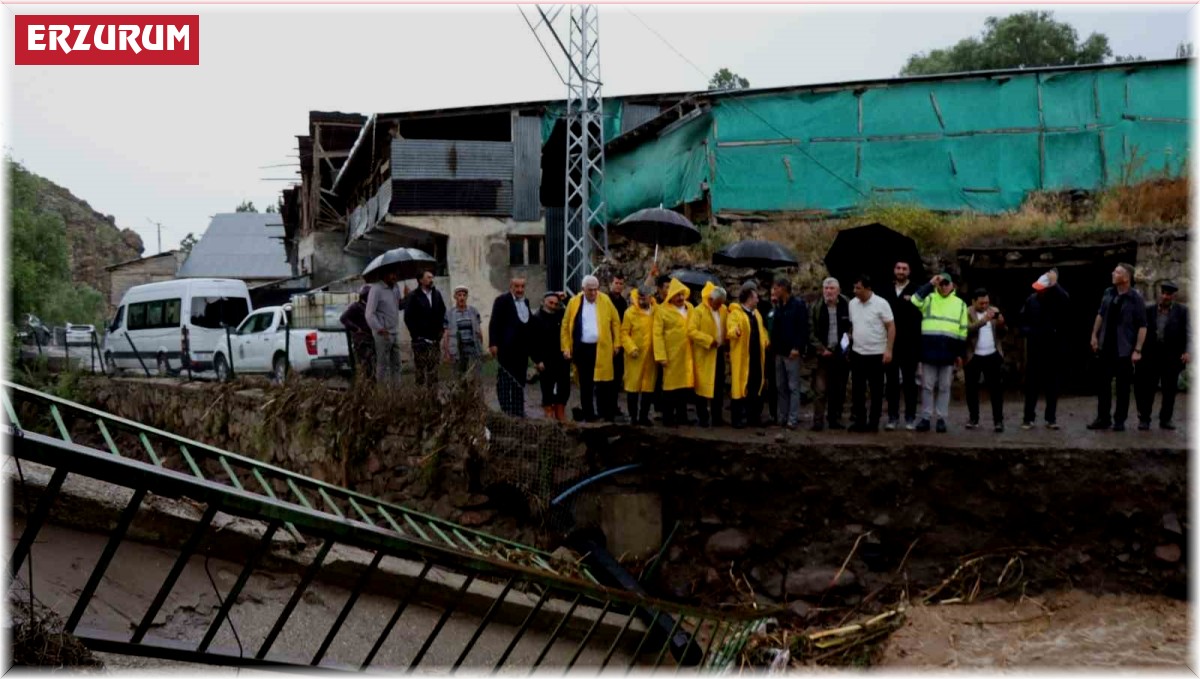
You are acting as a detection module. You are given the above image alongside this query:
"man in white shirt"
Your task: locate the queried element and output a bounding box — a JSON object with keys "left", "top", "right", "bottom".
{"left": 847, "top": 274, "right": 895, "bottom": 433}
{"left": 965, "top": 288, "right": 1006, "bottom": 432}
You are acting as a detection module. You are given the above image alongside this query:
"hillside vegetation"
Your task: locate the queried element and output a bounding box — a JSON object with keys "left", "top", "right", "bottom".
{"left": 9, "top": 160, "right": 144, "bottom": 327}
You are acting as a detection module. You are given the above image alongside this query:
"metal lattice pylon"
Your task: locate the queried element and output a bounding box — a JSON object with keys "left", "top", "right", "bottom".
{"left": 562, "top": 4, "right": 608, "bottom": 295}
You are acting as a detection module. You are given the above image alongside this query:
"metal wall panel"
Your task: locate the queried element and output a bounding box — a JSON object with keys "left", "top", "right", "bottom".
{"left": 621, "top": 104, "right": 662, "bottom": 134}
{"left": 391, "top": 139, "right": 514, "bottom": 180}
{"left": 390, "top": 179, "right": 512, "bottom": 216}
{"left": 512, "top": 115, "right": 543, "bottom": 221}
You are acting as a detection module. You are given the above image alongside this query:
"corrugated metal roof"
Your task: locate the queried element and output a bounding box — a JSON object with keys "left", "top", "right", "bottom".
{"left": 177, "top": 213, "right": 294, "bottom": 280}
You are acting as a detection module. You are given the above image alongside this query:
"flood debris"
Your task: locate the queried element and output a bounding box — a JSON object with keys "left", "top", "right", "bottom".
{"left": 8, "top": 589, "right": 103, "bottom": 669}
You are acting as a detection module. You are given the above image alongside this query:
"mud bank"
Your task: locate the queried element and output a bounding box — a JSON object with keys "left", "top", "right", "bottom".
{"left": 571, "top": 424, "right": 1188, "bottom": 609}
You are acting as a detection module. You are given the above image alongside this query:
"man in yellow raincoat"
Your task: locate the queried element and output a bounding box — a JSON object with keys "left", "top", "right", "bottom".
{"left": 561, "top": 275, "right": 622, "bottom": 422}
{"left": 620, "top": 284, "right": 657, "bottom": 425}
{"left": 653, "top": 278, "right": 695, "bottom": 427}
{"left": 688, "top": 282, "right": 729, "bottom": 427}
{"left": 728, "top": 286, "right": 771, "bottom": 429}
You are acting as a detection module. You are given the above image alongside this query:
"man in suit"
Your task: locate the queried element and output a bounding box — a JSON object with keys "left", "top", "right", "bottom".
{"left": 403, "top": 269, "right": 446, "bottom": 387}
{"left": 1136, "top": 281, "right": 1190, "bottom": 430}
{"left": 489, "top": 277, "right": 533, "bottom": 417}
{"left": 879, "top": 260, "right": 923, "bottom": 431}
{"left": 809, "top": 277, "right": 851, "bottom": 431}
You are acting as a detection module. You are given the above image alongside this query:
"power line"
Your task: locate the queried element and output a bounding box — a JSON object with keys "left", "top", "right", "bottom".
{"left": 624, "top": 8, "right": 988, "bottom": 211}
{"left": 625, "top": 8, "right": 867, "bottom": 201}
{"left": 518, "top": 5, "right": 568, "bottom": 86}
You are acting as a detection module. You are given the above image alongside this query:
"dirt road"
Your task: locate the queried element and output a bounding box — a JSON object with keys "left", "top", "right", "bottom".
{"left": 880, "top": 591, "right": 1188, "bottom": 668}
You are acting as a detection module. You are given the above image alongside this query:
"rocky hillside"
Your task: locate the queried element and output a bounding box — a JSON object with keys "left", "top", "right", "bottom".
{"left": 15, "top": 163, "right": 144, "bottom": 304}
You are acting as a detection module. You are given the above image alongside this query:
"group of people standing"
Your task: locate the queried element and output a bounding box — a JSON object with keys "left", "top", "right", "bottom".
{"left": 340, "top": 259, "right": 1189, "bottom": 434}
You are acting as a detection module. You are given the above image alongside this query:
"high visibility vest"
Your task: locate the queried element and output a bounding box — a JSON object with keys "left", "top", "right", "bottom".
{"left": 913, "top": 291, "right": 968, "bottom": 341}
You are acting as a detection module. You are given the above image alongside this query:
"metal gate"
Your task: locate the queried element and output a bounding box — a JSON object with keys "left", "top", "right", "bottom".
{"left": 3, "top": 381, "right": 760, "bottom": 670}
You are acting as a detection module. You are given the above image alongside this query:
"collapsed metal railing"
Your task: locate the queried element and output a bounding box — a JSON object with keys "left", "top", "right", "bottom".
{"left": 2, "top": 381, "right": 761, "bottom": 670}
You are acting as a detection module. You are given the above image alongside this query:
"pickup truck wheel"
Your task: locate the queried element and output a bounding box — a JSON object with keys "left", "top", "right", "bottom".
{"left": 271, "top": 354, "right": 289, "bottom": 384}
{"left": 214, "top": 354, "right": 231, "bottom": 383}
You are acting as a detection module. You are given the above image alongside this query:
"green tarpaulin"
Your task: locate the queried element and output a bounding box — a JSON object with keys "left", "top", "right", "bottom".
{"left": 600, "top": 61, "right": 1190, "bottom": 222}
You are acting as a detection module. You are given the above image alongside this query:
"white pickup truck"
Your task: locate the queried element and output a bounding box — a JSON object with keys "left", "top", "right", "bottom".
{"left": 211, "top": 306, "right": 351, "bottom": 382}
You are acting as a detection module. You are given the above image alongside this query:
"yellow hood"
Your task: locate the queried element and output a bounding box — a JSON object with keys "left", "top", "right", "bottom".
{"left": 666, "top": 278, "right": 691, "bottom": 306}
{"left": 700, "top": 281, "right": 716, "bottom": 303}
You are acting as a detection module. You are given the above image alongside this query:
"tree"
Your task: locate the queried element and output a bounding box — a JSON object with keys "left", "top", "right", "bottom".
{"left": 8, "top": 160, "right": 106, "bottom": 327}
{"left": 1178, "top": 42, "right": 1193, "bottom": 58}
{"left": 708, "top": 68, "right": 750, "bottom": 91}
{"left": 265, "top": 203, "right": 278, "bottom": 213}
{"left": 179, "top": 232, "right": 198, "bottom": 256}
{"left": 235, "top": 200, "right": 258, "bottom": 213}
{"left": 900, "top": 11, "right": 1125, "bottom": 76}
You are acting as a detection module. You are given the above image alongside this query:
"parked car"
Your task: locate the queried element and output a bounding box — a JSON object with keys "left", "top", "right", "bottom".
{"left": 211, "top": 305, "right": 351, "bottom": 382}
{"left": 65, "top": 323, "right": 96, "bottom": 346}
{"left": 17, "top": 314, "right": 50, "bottom": 346}
{"left": 104, "top": 278, "right": 253, "bottom": 376}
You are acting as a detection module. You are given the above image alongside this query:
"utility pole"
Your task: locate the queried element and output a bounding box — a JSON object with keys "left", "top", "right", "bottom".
{"left": 561, "top": 4, "right": 609, "bottom": 295}
{"left": 523, "top": 4, "right": 609, "bottom": 294}
{"left": 146, "top": 218, "right": 163, "bottom": 254}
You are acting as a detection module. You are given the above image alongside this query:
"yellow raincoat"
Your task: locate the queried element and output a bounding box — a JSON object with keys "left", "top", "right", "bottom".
{"left": 727, "top": 302, "right": 770, "bottom": 399}
{"left": 688, "top": 282, "right": 729, "bottom": 399}
{"left": 652, "top": 279, "right": 695, "bottom": 391}
{"left": 561, "top": 291, "right": 622, "bottom": 381}
{"left": 620, "top": 289, "right": 657, "bottom": 393}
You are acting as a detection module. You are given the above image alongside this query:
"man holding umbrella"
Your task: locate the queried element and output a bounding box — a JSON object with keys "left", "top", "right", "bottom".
{"left": 365, "top": 269, "right": 406, "bottom": 385}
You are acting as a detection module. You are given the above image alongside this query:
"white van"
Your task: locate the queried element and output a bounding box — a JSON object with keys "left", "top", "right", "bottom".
{"left": 104, "top": 279, "right": 252, "bottom": 375}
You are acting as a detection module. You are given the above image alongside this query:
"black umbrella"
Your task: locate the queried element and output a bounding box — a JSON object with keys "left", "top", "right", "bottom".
{"left": 823, "top": 223, "right": 925, "bottom": 291}
{"left": 612, "top": 208, "right": 701, "bottom": 261}
{"left": 362, "top": 247, "right": 437, "bottom": 283}
{"left": 669, "top": 269, "right": 721, "bottom": 291}
{"left": 712, "top": 240, "right": 799, "bottom": 269}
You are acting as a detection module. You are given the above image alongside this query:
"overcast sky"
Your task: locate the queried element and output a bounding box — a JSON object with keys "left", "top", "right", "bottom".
{"left": 3, "top": 4, "right": 1193, "bottom": 254}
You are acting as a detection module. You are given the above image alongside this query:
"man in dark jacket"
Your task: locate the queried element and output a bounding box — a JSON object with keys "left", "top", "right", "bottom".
{"left": 608, "top": 274, "right": 628, "bottom": 418}
{"left": 403, "top": 270, "right": 447, "bottom": 387}
{"left": 756, "top": 273, "right": 779, "bottom": 424}
{"left": 340, "top": 284, "right": 375, "bottom": 376}
{"left": 770, "top": 277, "right": 809, "bottom": 428}
{"left": 1018, "top": 269, "right": 1070, "bottom": 429}
{"left": 1136, "top": 281, "right": 1190, "bottom": 430}
{"left": 879, "top": 260, "right": 923, "bottom": 430}
{"left": 1087, "top": 263, "right": 1147, "bottom": 432}
{"left": 488, "top": 277, "right": 533, "bottom": 417}
{"left": 809, "top": 277, "right": 851, "bottom": 431}
{"left": 530, "top": 291, "right": 570, "bottom": 422}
